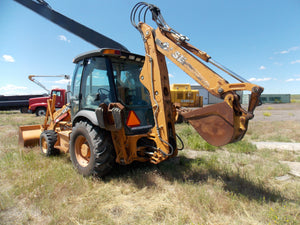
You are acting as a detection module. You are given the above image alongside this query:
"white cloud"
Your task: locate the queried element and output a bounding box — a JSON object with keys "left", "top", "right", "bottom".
{"left": 286, "top": 78, "right": 300, "bottom": 82}
{"left": 289, "top": 46, "right": 299, "bottom": 51}
{"left": 168, "top": 73, "right": 174, "bottom": 78}
{"left": 277, "top": 46, "right": 300, "bottom": 54}
{"left": 291, "top": 60, "right": 300, "bottom": 64}
{"left": 0, "top": 84, "right": 27, "bottom": 95}
{"left": 2, "top": 54, "right": 15, "bottom": 62}
{"left": 248, "top": 77, "right": 272, "bottom": 82}
{"left": 54, "top": 79, "right": 70, "bottom": 84}
{"left": 58, "top": 35, "right": 70, "bottom": 43}
{"left": 280, "top": 50, "right": 288, "bottom": 54}
{"left": 51, "top": 85, "right": 59, "bottom": 89}
{"left": 259, "top": 66, "right": 266, "bottom": 70}
{"left": 273, "top": 62, "right": 283, "bottom": 66}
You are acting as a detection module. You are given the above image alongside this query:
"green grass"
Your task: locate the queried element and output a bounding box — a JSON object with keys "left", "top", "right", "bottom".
{"left": 176, "top": 123, "right": 216, "bottom": 151}
{"left": 225, "top": 141, "right": 257, "bottom": 154}
{"left": 0, "top": 112, "right": 299, "bottom": 224}
{"left": 246, "top": 120, "right": 300, "bottom": 143}
{"left": 291, "top": 94, "right": 300, "bottom": 103}
{"left": 176, "top": 123, "right": 257, "bottom": 154}
{"left": 263, "top": 111, "right": 272, "bottom": 117}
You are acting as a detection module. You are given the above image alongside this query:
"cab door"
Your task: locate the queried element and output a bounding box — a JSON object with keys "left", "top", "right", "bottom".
{"left": 111, "top": 58, "right": 154, "bottom": 135}
{"left": 80, "top": 57, "right": 115, "bottom": 110}
{"left": 70, "top": 60, "right": 84, "bottom": 116}
{"left": 52, "top": 90, "right": 64, "bottom": 108}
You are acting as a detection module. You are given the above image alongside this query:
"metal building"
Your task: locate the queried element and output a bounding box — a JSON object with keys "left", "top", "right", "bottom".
{"left": 242, "top": 94, "right": 291, "bottom": 104}
{"left": 259, "top": 94, "right": 291, "bottom": 104}
{"left": 190, "top": 84, "right": 243, "bottom": 105}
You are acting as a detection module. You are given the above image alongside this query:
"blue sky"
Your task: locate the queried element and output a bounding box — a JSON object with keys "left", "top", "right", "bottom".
{"left": 0, "top": 0, "right": 300, "bottom": 95}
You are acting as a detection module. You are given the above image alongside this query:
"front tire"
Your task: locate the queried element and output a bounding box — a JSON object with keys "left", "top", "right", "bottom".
{"left": 40, "top": 130, "right": 59, "bottom": 156}
{"left": 69, "top": 121, "right": 115, "bottom": 177}
{"left": 36, "top": 107, "right": 46, "bottom": 116}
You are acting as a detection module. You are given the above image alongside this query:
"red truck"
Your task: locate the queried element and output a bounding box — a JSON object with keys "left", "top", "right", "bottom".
{"left": 29, "top": 88, "right": 67, "bottom": 116}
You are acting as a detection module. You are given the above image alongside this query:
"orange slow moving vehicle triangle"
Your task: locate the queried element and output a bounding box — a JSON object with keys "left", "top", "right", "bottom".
{"left": 126, "top": 111, "right": 141, "bottom": 127}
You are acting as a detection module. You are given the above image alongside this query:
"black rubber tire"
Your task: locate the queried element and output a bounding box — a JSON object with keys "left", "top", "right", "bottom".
{"left": 69, "top": 121, "right": 115, "bottom": 177}
{"left": 20, "top": 107, "right": 28, "bottom": 113}
{"left": 36, "top": 107, "right": 47, "bottom": 116}
{"left": 40, "top": 130, "right": 59, "bottom": 156}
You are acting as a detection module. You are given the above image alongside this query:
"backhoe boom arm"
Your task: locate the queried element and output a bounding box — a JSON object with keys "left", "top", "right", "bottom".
{"left": 131, "top": 2, "right": 263, "bottom": 147}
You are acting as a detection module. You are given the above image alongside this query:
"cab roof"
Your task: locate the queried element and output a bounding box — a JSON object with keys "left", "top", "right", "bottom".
{"left": 73, "top": 48, "right": 145, "bottom": 63}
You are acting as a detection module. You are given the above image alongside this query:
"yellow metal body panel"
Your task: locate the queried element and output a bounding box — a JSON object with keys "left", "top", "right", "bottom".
{"left": 55, "top": 130, "right": 71, "bottom": 153}
{"left": 170, "top": 84, "right": 202, "bottom": 107}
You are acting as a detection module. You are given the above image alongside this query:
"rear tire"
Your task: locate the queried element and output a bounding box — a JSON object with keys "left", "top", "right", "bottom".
{"left": 40, "top": 130, "right": 59, "bottom": 156}
{"left": 20, "top": 107, "right": 28, "bottom": 113}
{"left": 69, "top": 121, "right": 115, "bottom": 177}
{"left": 36, "top": 107, "right": 46, "bottom": 116}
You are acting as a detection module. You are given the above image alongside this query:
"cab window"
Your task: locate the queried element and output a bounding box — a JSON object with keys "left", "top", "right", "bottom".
{"left": 111, "top": 58, "right": 154, "bottom": 134}
{"left": 52, "top": 90, "right": 61, "bottom": 97}
{"left": 111, "top": 59, "right": 151, "bottom": 106}
{"left": 81, "top": 57, "right": 112, "bottom": 110}
{"left": 70, "top": 61, "right": 84, "bottom": 115}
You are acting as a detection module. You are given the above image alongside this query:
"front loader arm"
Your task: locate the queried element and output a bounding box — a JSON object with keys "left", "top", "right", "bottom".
{"left": 132, "top": 2, "right": 263, "bottom": 147}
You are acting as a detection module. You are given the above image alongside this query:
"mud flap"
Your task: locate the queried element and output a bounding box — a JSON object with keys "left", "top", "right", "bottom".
{"left": 181, "top": 102, "right": 241, "bottom": 147}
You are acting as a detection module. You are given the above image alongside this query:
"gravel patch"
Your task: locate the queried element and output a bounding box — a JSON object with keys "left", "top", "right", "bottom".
{"left": 280, "top": 161, "right": 300, "bottom": 178}
{"left": 252, "top": 141, "right": 300, "bottom": 178}
{"left": 251, "top": 103, "right": 300, "bottom": 122}
{"left": 252, "top": 142, "right": 300, "bottom": 151}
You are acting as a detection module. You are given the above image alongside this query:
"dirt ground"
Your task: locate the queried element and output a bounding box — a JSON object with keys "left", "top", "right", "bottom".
{"left": 250, "top": 103, "right": 300, "bottom": 122}
{"left": 249, "top": 103, "right": 300, "bottom": 178}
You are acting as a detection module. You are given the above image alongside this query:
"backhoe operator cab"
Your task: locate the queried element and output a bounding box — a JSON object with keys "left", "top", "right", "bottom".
{"left": 68, "top": 49, "right": 160, "bottom": 176}
{"left": 71, "top": 49, "right": 154, "bottom": 134}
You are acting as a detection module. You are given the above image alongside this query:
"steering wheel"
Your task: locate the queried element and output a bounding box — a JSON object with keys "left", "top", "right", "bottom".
{"left": 98, "top": 88, "right": 110, "bottom": 95}
{"left": 97, "top": 88, "right": 111, "bottom": 102}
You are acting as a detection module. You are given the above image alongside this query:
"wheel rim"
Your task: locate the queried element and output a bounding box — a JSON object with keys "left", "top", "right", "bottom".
{"left": 75, "top": 135, "right": 91, "bottom": 167}
{"left": 41, "top": 136, "right": 48, "bottom": 154}
{"left": 38, "top": 109, "right": 46, "bottom": 116}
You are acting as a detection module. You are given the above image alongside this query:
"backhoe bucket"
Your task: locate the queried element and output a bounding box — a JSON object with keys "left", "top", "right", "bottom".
{"left": 181, "top": 101, "right": 245, "bottom": 147}
{"left": 19, "top": 125, "right": 42, "bottom": 147}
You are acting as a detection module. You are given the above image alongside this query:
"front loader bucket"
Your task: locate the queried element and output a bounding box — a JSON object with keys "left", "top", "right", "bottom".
{"left": 19, "top": 125, "right": 42, "bottom": 147}
{"left": 181, "top": 101, "right": 246, "bottom": 147}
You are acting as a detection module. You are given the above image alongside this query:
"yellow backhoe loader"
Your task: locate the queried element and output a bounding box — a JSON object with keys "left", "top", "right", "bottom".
{"left": 18, "top": 1, "right": 263, "bottom": 177}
